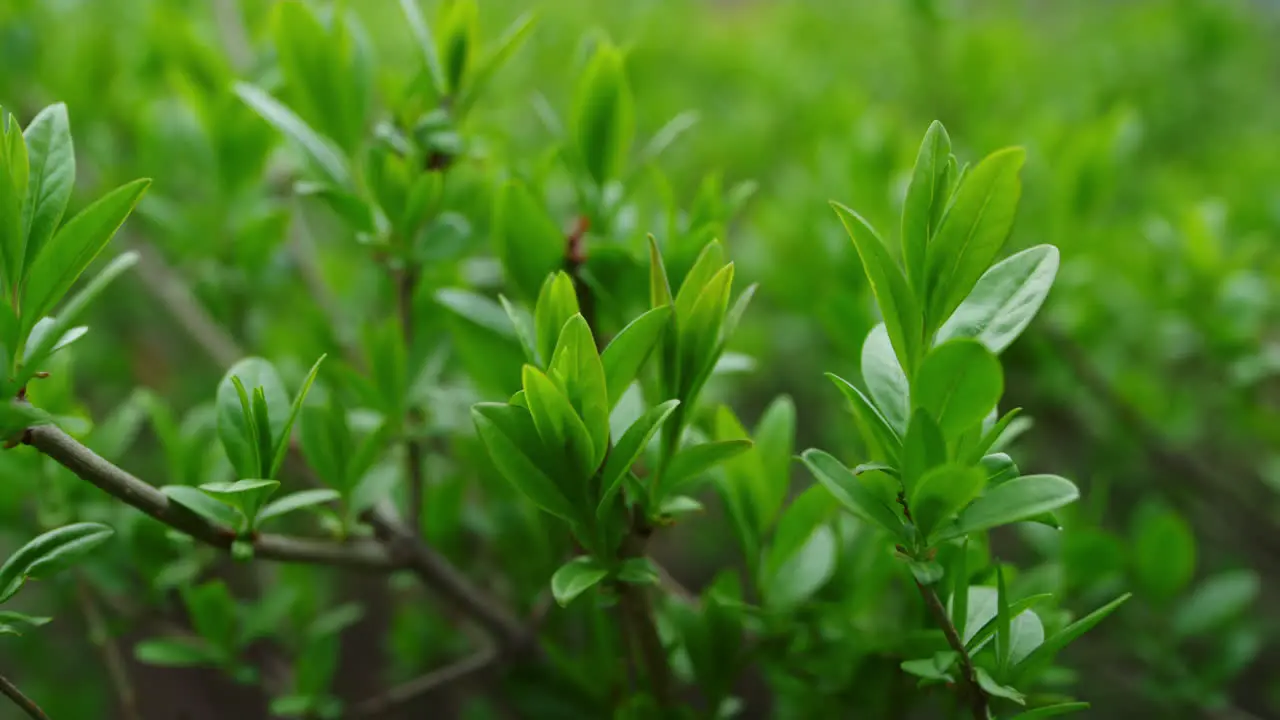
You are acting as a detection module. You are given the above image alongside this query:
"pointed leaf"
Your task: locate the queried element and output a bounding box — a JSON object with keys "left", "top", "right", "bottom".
{"left": 598, "top": 400, "right": 679, "bottom": 518}
{"left": 902, "top": 121, "right": 952, "bottom": 295}
{"left": 1014, "top": 594, "right": 1131, "bottom": 682}
{"left": 234, "top": 83, "right": 350, "bottom": 187}
{"left": 161, "top": 485, "right": 243, "bottom": 529}
{"left": 0, "top": 523, "right": 114, "bottom": 603}
{"left": 200, "top": 479, "right": 281, "bottom": 525}
{"left": 257, "top": 489, "right": 341, "bottom": 525}
{"left": 549, "top": 315, "right": 609, "bottom": 467}
{"left": 800, "top": 449, "right": 905, "bottom": 540}
{"left": 938, "top": 245, "right": 1060, "bottom": 354}
{"left": 551, "top": 556, "right": 609, "bottom": 607}
{"left": 601, "top": 306, "right": 671, "bottom": 408}
{"left": 472, "top": 403, "right": 580, "bottom": 524}
{"left": 662, "top": 438, "right": 753, "bottom": 496}
{"left": 914, "top": 338, "right": 1003, "bottom": 440}
{"left": 269, "top": 355, "right": 326, "bottom": 478}
{"left": 533, "top": 272, "right": 579, "bottom": 366}
{"left": 826, "top": 373, "right": 901, "bottom": 464}
{"left": 523, "top": 364, "right": 597, "bottom": 482}
{"left": 935, "top": 474, "right": 1080, "bottom": 542}
{"left": 21, "top": 103, "right": 75, "bottom": 273}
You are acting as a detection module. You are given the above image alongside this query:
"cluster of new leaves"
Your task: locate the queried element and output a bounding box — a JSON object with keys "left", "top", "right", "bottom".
{"left": 801, "top": 122, "right": 1128, "bottom": 717}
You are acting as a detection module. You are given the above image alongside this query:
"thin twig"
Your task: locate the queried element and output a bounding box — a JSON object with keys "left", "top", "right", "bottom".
{"left": 23, "top": 425, "right": 403, "bottom": 571}
{"left": 75, "top": 575, "right": 141, "bottom": 720}
{"left": 915, "top": 580, "right": 988, "bottom": 719}
{"left": 618, "top": 525, "right": 674, "bottom": 707}
{"left": 347, "top": 646, "right": 500, "bottom": 718}
{"left": 393, "top": 264, "right": 427, "bottom": 537}
{"left": 0, "top": 674, "right": 49, "bottom": 720}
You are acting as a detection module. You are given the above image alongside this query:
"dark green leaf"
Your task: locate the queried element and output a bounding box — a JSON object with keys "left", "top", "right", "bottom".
{"left": 472, "top": 403, "right": 580, "bottom": 524}
{"left": 1131, "top": 502, "right": 1197, "bottom": 602}
{"left": 0, "top": 522, "right": 114, "bottom": 603}
{"left": 799, "top": 449, "right": 905, "bottom": 540}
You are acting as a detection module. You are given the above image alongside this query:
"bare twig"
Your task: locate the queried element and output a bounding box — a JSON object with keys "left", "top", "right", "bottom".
{"left": 347, "top": 646, "right": 500, "bottom": 718}
{"left": 75, "top": 576, "right": 141, "bottom": 720}
{"left": 393, "top": 264, "right": 427, "bottom": 537}
{"left": 23, "top": 425, "right": 403, "bottom": 571}
{"left": 915, "top": 580, "right": 988, "bottom": 719}
{"left": 0, "top": 674, "right": 49, "bottom": 720}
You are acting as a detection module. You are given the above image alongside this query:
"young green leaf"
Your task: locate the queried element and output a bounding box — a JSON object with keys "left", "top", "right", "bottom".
{"left": 902, "top": 121, "right": 952, "bottom": 295}
{"left": 472, "top": 402, "right": 580, "bottom": 524}
{"left": 573, "top": 41, "right": 633, "bottom": 186}
{"left": 937, "top": 245, "right": 1060, "bottom": 354}
{"left": 397, "top": 0, "right": 446, "bottom": 96}
{"left": 0, "top": 112, "right": 27, "bottom": 294}
{"left": 924, "top": 147, "right": 1025, "bottom": 330}
{"left": 678, "top": 263, "right": 735, "bottom": 395}
{"left": 523, "top": 364, "right": 598, "bottom": 482}
{"left": 902, "top": 409, "right": 945, "bottom": 498}
{"left": 161, "top": 486, "right": 243, "bottom": 529}
{"left": 831, "top": 202, "right": 923, "bottom": 375}
{"left": 909, "top": 464, "right": 985, "bottom": 541}
{"left": 600, "top": 306, "right": 671, "bottom": 408}
{"left": 1014, "top": 593, "right": 1131, "bottom": 682}
{"left": 454, "top": 12, "right": 538, "bottom": 118}
{"left": 533, "top": 272, "right": 580, "bottom": 366}
{"left": 549, "top": 315, "right": 610, "bottom": 467}
{"left": 826, "top": 373, "right": 902, "bottom": 464}
{"left": 251, "top": 388, "right": 274, "bottom": 478}
{"left": 257, "top": 489, "right": 341, "bottom": 526}
{"left": 0, "top": 523, "right": 114, "bottom": 603}
{"left": 964, "top": 407, "right": 1023, "bottom": 464}
{"left": 861, "top": 323, "right": 910, "bottom": 435}
{"left": 21, "top": 103, "right": 75, "bottom": 274}
{"left": 662, "top": 439, "right": 753, "bottom": 497}
{"left": 217, "top": 358, "right": 289, "bottom": 480}
{"left": 934, "top": 474, "right": 1080, "bottom": 542}
{"left": 0, "top": 611, "right": 52, "bottom": 636}
{"left": 799, "top": 449, "right": 905, "bottom": 540}
{"left": 673, "top": 240, "right": 725, "bottom": 321}
{"left": 649, "top": 235, "right": 673, "bottom": 309}
{"left": 22, "top": 178, "right": 150, "bottom": 332}
{"left": 913, "top": 338, "right": 1003, "bottom": 439}
{"left": 268, "top": 355, "right": 326, "bottom": 479}
{"left": 493, "top": 180, "right": 565, "bottom": 301}
{"left": 551, "top": 556, "right": 609, "bottom": 607}
{"left": 597, "top": 400, "right": 680, "bottom": 518}
{"left": 200, "top": 480, "right": 281, "bottom": 525}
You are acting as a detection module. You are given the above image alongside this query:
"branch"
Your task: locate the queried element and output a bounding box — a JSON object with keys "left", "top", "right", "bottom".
{"left": 22, "top": 424, "right": 403, "bottom": 571}
{"left": 392, "top": 263, "right": 426, "bottom": 538}
{"left": 915, "top": 580, "right": 988, "bottom": 719}
{"left": 348, "top": 647, "right": 500, "bottom": 718}
{"left": 618, "top": 525, "right": 674, "bottom": 707}
{"left": 0, "top": 674, "right": 48, "bottom": 720}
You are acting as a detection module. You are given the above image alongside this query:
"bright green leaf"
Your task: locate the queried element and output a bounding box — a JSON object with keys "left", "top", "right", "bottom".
{"left": 913, "top": 339, "right": 1003, "bottom": 440}
{"left": 598, "top": 400, "right": 680, "bottom": 518}
{"left": 601, "top": 306, "right": 671, "bottom": 408}
{"left": 551, "top": 556, "right": 609, "bottom": 607}
{"left": 937, "top": 245, "right": 1059, "bottom": 354}
{"left": 0, "top": 522, "right": 114, "bottom": 603}
{"left": 799, "top": 449, "right": 905, "bottom": 540}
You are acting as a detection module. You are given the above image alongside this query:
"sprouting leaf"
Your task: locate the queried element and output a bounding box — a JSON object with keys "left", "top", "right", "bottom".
{"left": 523, "top": 364, "right": 598, "bottom": 482}
{"left": 678, "top": 263, "right": 735, "bottom": 395}
{"left": 934, "top": 475, "right": 1080, "bottom": 542}
{"left": 662, "top": 439, "right": 754, "bottom": 497}
{"left": 924, "top": 147, "right": 1025, "bottom": 330}
{"left": 200, "top": 480, "right": 281, "bottom": 525}
{"left": 861, "top": 323, "right": 910, "bottom": 435}
{"left": 598, "top": 400, "right": 680, "bottom": 518}
{"left": 1014, "top": 593, "right": 1131, "bottom": 682}
{"left": 549, "top": 315, "right": 610, "bottom": 467}
{"left": 573, "top": 41, "right": 633, "bottom": 185}
{"left": 600, "top": 306, "right": 671, "bottom": 408}
{"left": 22, "top": 178, "right": 150, "bottom": 333}
{"left": 268, "top": 354, "right": 326, "bottom": 479}
{"left": 831, "top": 202, "right": 923, "bottom": 374}
{"left": 937, "top": 245, "right": 1060, "bottom": 354}
{"left": 472, "top": 403, "right": 580, "bottom": 524}
{"left": 551, "top": 556, "right": 609, "bottom": 607}
{"left": 216, "top": 358, "right": 289, "bottom": 481}
{"left": 21, "top": 103, "right": 75, "bottom": 274}
{"left": 826, "top": 373, "right": 901, "bottom": 464}
{"left": 257, "top": 489, "right": 341, "bottom": 526}
{"left": 0, "top": 523, "right": 115, "bottom": 603}
{"left": 910, "top": 464, "right": 985, "bottom": 542}
{"left": 533, "top": 272, "right": 580, "bottom": 367}
{"left": 799, "top": 449, "right": 905, "bottom": 540}
{"left": 913, "top": 338, "right": 1003, "bottom": 440}
{"left": 902, "top": 120, "right": 952, "bottom": 296}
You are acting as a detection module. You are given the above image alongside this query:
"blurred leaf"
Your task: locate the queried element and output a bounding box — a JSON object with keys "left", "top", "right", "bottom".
{"left": 663, "top": 439, "right": 753, "bottom": 497}
{"left": 551, "top": 556, "right": 608, "bottom": 607}
{"left": 1172, "top": 570, "right": 1258, "bottom": 639}
{"left": 0, "top": 522, "right": 113, "bottom": 603}
{"left": 234, "top": 83, "right": 350, "bottom": 187}
{"left": 1131, "top": 502, "right": 1197, "bottom": 602}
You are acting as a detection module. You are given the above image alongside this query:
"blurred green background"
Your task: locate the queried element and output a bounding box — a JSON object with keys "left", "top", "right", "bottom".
{"left": 1, "top": 0, "right": 1279, "bottom": 717}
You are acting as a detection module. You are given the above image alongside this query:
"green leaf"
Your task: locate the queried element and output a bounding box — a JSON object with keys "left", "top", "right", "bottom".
{"left": 902, "top": 409, "right": 945, "bottom": 498}
{"left": 523, "top": 364, "right": 598, "bottom": 482}
{"left": 831, "top": 202, "right": 923, "bottom": 375}
{"left": 573, "top": 41, "right": 633, "bottom": 186}
{"left": 826, "top": 373, "right": 901, "bottom": 464}
{"left": 678, "top": 263, "right": 735, "bottom": 396}
{"left": 981, "top": 453, "right": 1021, "bottom": 486}
{"left": 161, "top": 486, "right": 243, "bottom": 529}
{"left": 551, "top": 556, "right": 609, "bottom": 607}
{"left": 455, "top": 12, "right": 538, "bottom": 118}
{"left": 966, "top": 594, "right": 1054, "bottom": 653}
{"left": 533, "top": 272, "right": 580, "bottom": 366}
{"left": 549, "top": 315, "right": 610, "bottom": 468}
{"left": 996, "top": 566, "right": 1011, "bottom": 669}
{"left": 924, "top": 147, "right": 1025, "bottom": 329}
{"left": 257, "top": 489, "right": 341, "bottom": 525}
{"left": 0, "top": 522, "right": 114, "bottom": 603}
{"left": 764, "top": 484, "right": 838, "bottom": 587}
{"left": 752, "top": 395, "right": 796, "bottom": 528}
{"left": 951, "top": 538, "right": 970, "bottom": 639}
{"left": 0, "top": 400, "right": 52, "bottom": 441}
{"left": 0, "top": 611, "right": 51, "bottom": 635}
{"left": 1008, "top": 609, "right": 1045, "bottom": 666}
{"left": 217, "top": 358, "right": 289, "bottom": 481}
{"left": 1009, "top": 703, "right": 1091, "bottom": 719}
{"left": 0, "top": 113, "right": 28, "bottom": 294}
{"left": 21, "top": 103, "right": 75, "bottom": 275}
{"left": 1015, "top": 593, "right": 1131, "bottom": 682}
{"left": 181, "top": 581, "right": 239, "bottom": 653}
{"left": 298, "top": 399, "right": 354, "bottom": 495}
{"left": 937, "top": 245, "right": 1060, "bottom": 354}
{"left": 617, "top": 557, "right": 659, "bottom": 585}
{"left": 861, "top": 323, "right": 910, "bottom": 435}
{"left": 662, "top": 439, "right": 753, "bottom": 497}
{"left": 649, "top": 235, "right": 673, "bottom": 309}
{"left": 658, "top": 495, "right": 704, "bottom": 517}
{"left": 902, "top": 121, "right": 952, "bottom": 296}
{"left": 1131, "top": 502, "right": 1197, "bottom": 602}
{"left": 21, "top": 178, "right": 150, "bottom": 333}
{"left": 913, "top": 338, "right": 1003, "bottom": 439}
{"left": 799, "top": 449, "right": 905, "bottom": 540}
{"left": 673, "top": 239, "right": 725, "bottom": 322}
{"left": 600, "top": 306, "right": 672, "bottom": 408}
{"left": 493, "top": 180, "right": 564, "bottom": 301}
{"left": 765, "top": 525, "right": 836, "bottom": 610}
{"left": 498, "top": 295, "right": 538, "bottom": 364}
{"left": 472, "top": 403, "right": 580, "bottom": 524}
{"left": 1172, "top": 570, "right": 1258, "bottom": 638}
{"left": 234, "top": 83, "right": 350, "bottom": 187}
{"left": 936, "top": 474, "right": 1079, "bottom": 542}
{"left": 598, "top": 400, "right": 680, "bottom": 519}
{"left": 909, "top": 464, "right": 985, "bottom": 542}
{"left": 269, "top": 354, "right": 326, "bottom": 479}
{"left": 134, "top": 637, "right": 222, "bottom": 667}
{"left": 200, "top": 480, "right": 281, "bottom": 525}
{"left": 251, "top": 388, "right": 274, "bottom": 478}
{"left": 439, "top": 0, "right": 477, "bottom": 94}
{"left": 974, "top": 667, "right": 1025, "bottom": 705}
{"left": 398, "top": 0, "right": 446, "bottom": 96}
{"left": 901, "top": 651, "right": 957, "bottom": 683}
{"left": 964, "top": 407, "right": 1023, "bottom": 465}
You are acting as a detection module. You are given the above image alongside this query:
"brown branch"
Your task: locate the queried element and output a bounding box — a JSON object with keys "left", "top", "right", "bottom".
{"left": 915, "top": 580, "right": 988, "bottom": 719}
{"left": 347, "top": 646, "right": 500, "bottom": 718}
{"left": 22, "top": 424, "right": 403, "bottom": 571}
{"left": 75, "top": 575, "right": 140, "bottom": 720}
{"left": 0, "top": 674, "right": 49, "bottom": 720}
{"left": 618, "top": 525, "right": 674, "bottom": 708}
